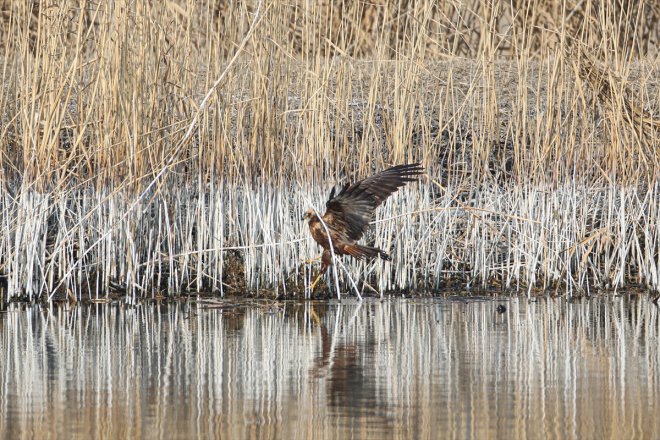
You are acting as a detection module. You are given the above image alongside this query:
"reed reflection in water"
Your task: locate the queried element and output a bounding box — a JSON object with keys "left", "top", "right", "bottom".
{"left": 1, "top": 297, "right": 659, "bottom": 439}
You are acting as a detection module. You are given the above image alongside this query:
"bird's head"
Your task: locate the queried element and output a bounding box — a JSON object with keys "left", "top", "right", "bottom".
{"left": 302, "top": 209, "right": 315, "bottom": 221}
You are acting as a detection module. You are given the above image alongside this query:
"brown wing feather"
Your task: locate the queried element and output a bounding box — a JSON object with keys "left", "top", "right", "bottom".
{"left": 322, "top": 163, "right": 424, "bottom": 241}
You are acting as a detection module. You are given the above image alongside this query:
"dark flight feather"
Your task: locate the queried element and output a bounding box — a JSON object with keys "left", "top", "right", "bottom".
{"left": 323, "top": 163, "right": 424, "bottom": 241}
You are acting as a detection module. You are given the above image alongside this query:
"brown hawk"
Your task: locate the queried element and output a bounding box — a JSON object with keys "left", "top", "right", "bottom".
{"left": 303, "top": 163, "right": 424, "bottom": 290}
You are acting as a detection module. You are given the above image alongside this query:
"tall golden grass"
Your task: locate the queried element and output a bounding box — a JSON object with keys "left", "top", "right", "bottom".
{"left": 1, "top": 1, "right": 659, "bottom": 300}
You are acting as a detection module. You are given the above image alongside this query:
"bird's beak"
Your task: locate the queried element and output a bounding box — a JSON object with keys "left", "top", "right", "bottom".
{"left": 301, "top": 215, "right": 306, "bottom": 221}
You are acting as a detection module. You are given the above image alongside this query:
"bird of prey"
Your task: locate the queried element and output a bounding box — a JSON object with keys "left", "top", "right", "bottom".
{"left": 303, "top": 163, "right": 425, "bottom": 291}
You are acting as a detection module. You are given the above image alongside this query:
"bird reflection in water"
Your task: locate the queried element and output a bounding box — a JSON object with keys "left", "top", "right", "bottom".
{"left": 307, "top": 305, "right": 386, "bottom": 415}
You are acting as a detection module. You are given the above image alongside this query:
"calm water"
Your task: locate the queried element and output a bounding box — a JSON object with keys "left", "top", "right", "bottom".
{"left": 1, "top": 297, "right": 659, "bottom": 439}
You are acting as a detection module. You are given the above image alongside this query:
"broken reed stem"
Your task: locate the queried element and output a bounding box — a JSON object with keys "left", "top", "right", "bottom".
{"left": 334, "top": 254, "right": 363, "bottom": 301}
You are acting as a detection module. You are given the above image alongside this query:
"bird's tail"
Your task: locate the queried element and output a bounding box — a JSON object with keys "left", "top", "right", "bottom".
{"left": 345, "top": 244, "right": 391, "bottom": 261}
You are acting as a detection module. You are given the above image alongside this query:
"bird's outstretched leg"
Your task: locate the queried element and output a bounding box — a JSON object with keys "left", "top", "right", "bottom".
{"left": 309, "top": 250, "right": 332, "bottom": 292}
{"left": 309, "top": 263, "right": 328, "bottom": 291}
{"left": 309, "top": 271, "right": 325, "bottom": 292}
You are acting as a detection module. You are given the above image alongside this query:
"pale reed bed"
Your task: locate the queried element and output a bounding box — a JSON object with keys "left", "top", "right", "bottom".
{"left": 1, "top": 178, "right": 659, "bottom": 301}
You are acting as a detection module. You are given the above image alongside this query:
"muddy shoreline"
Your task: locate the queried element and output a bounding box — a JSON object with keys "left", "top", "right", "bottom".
{"left": 2, "top": 265, "right": 656, "bottom": 306}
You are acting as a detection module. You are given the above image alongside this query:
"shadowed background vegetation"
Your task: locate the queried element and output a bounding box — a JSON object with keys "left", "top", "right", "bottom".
{"left": 1, "top": 0, "right": 660, "bottom": 300}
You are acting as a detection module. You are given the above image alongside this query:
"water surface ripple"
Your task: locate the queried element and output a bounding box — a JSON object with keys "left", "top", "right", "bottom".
{"left": 1, "top": 297, "right": 658, "bottom": 439}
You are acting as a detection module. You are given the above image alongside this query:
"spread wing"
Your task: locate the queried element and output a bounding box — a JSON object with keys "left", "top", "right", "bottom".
{"left": 322, "top": 163, "right": 424, "bottom": 241}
